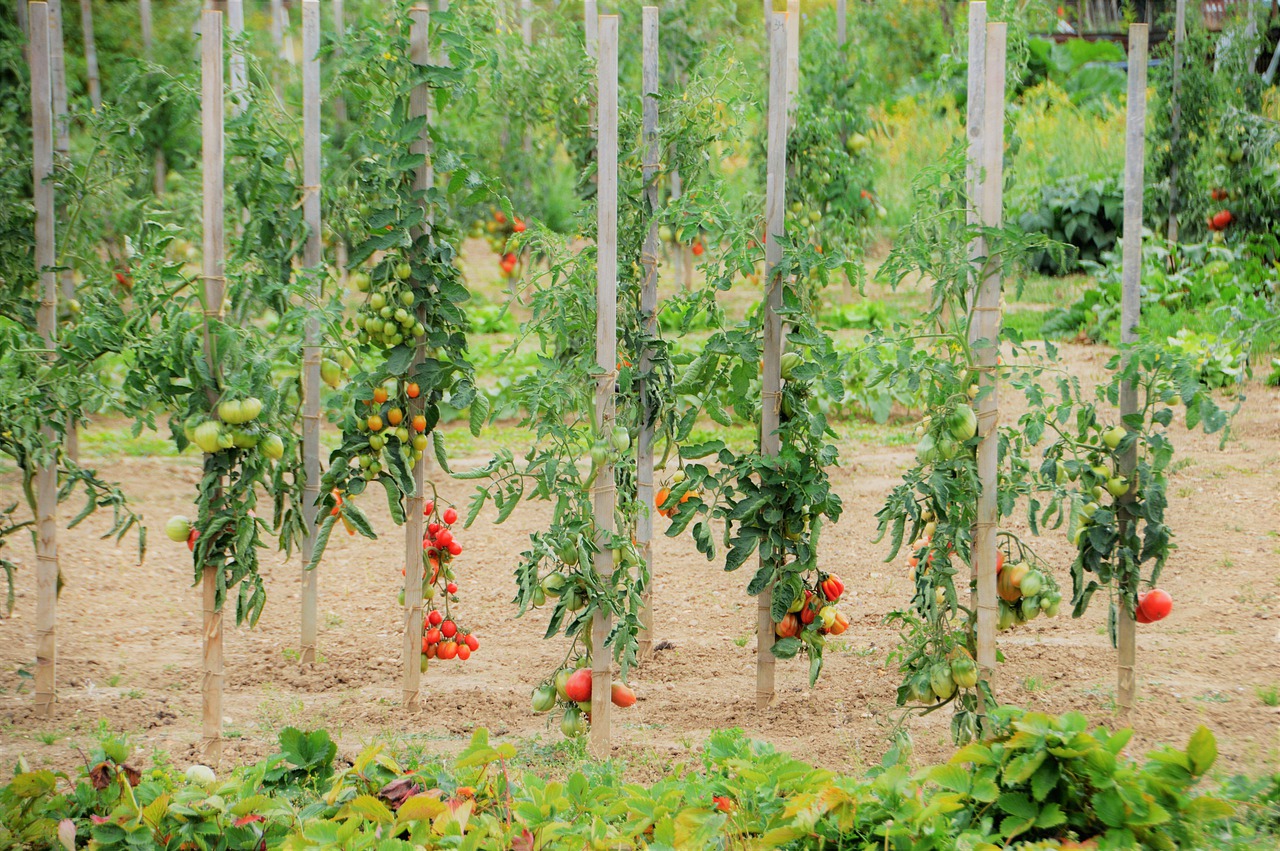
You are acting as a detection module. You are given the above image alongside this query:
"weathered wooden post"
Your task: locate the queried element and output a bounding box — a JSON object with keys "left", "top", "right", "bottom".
{"left": 757, "top": 9, "right": 788, "bottom": 710}
{"left": 29, "top": 0, "right": 59, "bottom": 721}
{"left": 589, "top": 12, "right": 619, "bottom": 757}
{"left": 636, "top": 5, "right": 659, "bottom": 663}
{"left": 1117, "top": 23, "right": 1148, "bottom": 718}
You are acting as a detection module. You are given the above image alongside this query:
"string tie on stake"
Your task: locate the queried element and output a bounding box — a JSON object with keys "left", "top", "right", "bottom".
{"left": 761, "top": 389, "right": 782, "bottom": 414}
{"left": 293, "top": 184, "right": 321, "bottom": 210}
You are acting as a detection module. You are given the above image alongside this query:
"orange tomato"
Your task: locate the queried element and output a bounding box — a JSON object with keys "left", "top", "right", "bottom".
{"left": 373, "top": 387, "right": 388, "bottom": 404}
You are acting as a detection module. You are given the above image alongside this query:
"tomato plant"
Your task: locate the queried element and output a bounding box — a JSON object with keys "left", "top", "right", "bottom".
{"left": 310, "top": 2, "right": 482, "bottom": 565}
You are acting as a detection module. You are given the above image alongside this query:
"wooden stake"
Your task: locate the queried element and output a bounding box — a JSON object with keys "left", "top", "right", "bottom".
{"left": 758, "top": 10, "right": 788, "bottom": 711}
{"left": 227, "top": 0, "right": 247, "bottom": 113}
{"left": 836, "top": 0, "right": 846, "bottom": 46}
{"left": 299, "top": 0, "right": 322, "bottom": 666}
{"left": 29, "top": 1, "right": 58, "bottom": 721}
{"left": 590, "top": 14, "right": 618, "bottom": 758}
{"left": 48, "top": 0, "right": 67, "bottom": 152}
{"left": 1166, "top": 0, "right": 1186, "bottom": 242}
{"left": 1117, "top": 23, "right": 1148, "bottom": 718}
{"left": 333, "top": 0, "right": 346, "bottom": 124}
{"left": 139, "top": 0, "right": 152, "bottom": 56}
{"left": 785, "top": 1, "right": 799, "bottom": 126}
{"left": 199, "top": 9, "right": 226, "bottom": 767}
{"left": 972, "top": 19, "right": 1005, "bottom": 691}
{"left": 402, "top": 5, "right": 432, "bottom": 710}
{"left": 48, "top": 0, "right": 76, "bottom": 462}
{"left": 965, "top": 2, "right": 987, "bottom": 267}
{"left": 584, "top": 0, "right": 598, "bottom": 58}
{"left": 78, "top": 0, "right": 100, "bottom": 109}
{"left": 636, "top": 5, "right": 659, "bottom": 664}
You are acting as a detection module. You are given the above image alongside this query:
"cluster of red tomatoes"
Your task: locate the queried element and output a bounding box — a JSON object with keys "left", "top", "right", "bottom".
{"left": 470, "top": 209, "right": 525, "bottom": 278}
{"left": 1207, "top": 190, "right": 1233, "bottom": 232}
{"left": 773, "top": 573, "right": 851, "bottom": 639}
{"left": 412, "top": 500, "right": 479, "bottom": 668}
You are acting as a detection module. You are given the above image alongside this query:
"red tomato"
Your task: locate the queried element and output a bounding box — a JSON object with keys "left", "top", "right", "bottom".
{"left": 712, "top": 796, "right": 733, "bottom": 813}
{"left": 427, "top": 609, "right": 443, "bottom": 627}
{"left": 424, "top": 627, "right": 441, "bottom": 644}
{"left": 188, "top": 528, "right": 200, "bottom": 552}
{"left": 428, "top": 522, "right": 440, "bottom": 535}
{"left": 424, "top": 500, "right": 435, "bottom": 516}
{"left": 406, "top": 382, "right": 421, "bottom": 399}
{"left": 456, "top": 645, "right": 471, "bottom": 661}
{"left": 513, "top": 218, "right": 526, "bottom": 233}
{"left": 447, "top": 542, "right": 462, "bottom": 556}
{"left": 1212, "top": 209, "right": 1233, "bottom": 229}
{"left": 820, "top": 574, "right": 844, "bottom": 602}
{"left": 436, "top": 529, "right": 454, "bottom": 548}
{"left": 464, "top": 634, "right": 479, "bottom": 651}
{"left": 441, "top": 620, "right": 457, "bottom": 638}
{"left": 1137, "top": 589, "right": 1172, "bottom": 623}
{"left": 443, "top": 507, "right": 458, "bottom": 525}
{"left": 446, "top": 582, "right": 458, "bottom": 594}
{"left": 565, "top": 668, "right": 592, "bottom": 702}
{"left": 437, "top": 641, "right": 458, "bottom": 660}
{"left": 610, "top": 682, "right": 636, "bottom": 707}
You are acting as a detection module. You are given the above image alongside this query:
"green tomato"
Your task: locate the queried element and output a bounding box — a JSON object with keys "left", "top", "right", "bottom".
{"left": 780, "top": 351, "right": 803, "bottom": 380}
{"left": 370, "top": 292, "right": 386, "bottom": 311}
{"left": 948, "top": 404, "right": 977, "bottom": 442}
{"left": 1102, "top": 426, "right": 1125, "bottom": 450}
{"left": 532, "top": 685, "right": 556, "bottom": 713}
{"left": 400, "top": 290, "right": 415, "bottom": 307}
{"left": 165, "top": 515, "right": 191, "bottom": 543}
{"left": 395, "top": 262, "right": 412, "bottom": 280}
{"left": 611, "top": 426, "right": 631, "bottom": 452}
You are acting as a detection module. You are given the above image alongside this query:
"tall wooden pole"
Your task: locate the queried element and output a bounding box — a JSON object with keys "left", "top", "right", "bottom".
{"left": 584, "top": 0, "right": 598, "bottom": 58}
{"left": 589, "top": 14, "right": 619, "bottom": 758}
{"left": 402, "top": 5, "right": 431, "bottom": 710}
{"left": 227, "top": 0, "right": 246, "bottom": 112}
{"left": 333, "top": 0, "right": 346, "bottom": 124}
{"left": 48, "top": 0, "right": 67, "bottom": 151}
{"left": 1166, "top": 0, "right": 1186, "bottom": 242}
{"left": 299, "top": 0, "right": 322, "bottom": 665}
{"left": 1117, "top": 23, "right": 1148, "bottom": 718}
{"left": 971, "top": 19, "right": 1004, "bottom": 691}
{"left": 836, "top": 0, "right": 846, "bottom": 46}
{"left": 139, "top": 0, "right": 152, "bottom": 55}
{"left": 199, "top": 8, "right": 226, "bottom": 766}
{"left": 758, "top": 11, "right": 788, "bottom": 710}
{"left": 48, "top": 0, "right": 76, "bottom": 461}
{"left": 29, "top": 1, "right": 59, "bottom": 721}
{"left": 965, "top": 2, "right": 987, "bottom": 261}
{"left": 785, "top": 1, "right": 799, "bottom": 126}
{"left": 78, "top": 0, "right": 100, "bottom": 109}
{"left": 636, "top": 6, "right": 659, "bottom": 664}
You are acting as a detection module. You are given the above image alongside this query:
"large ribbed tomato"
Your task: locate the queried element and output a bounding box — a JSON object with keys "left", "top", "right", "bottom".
{"left": 820, "top": 574, "right": 844, "bottom": 602}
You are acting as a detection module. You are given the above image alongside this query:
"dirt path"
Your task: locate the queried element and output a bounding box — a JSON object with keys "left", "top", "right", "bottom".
{"left": 1, "top": 342, "right": 1278, "bottom": 782}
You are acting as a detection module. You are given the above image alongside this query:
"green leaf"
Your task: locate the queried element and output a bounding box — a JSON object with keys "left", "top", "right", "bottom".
{"left": 469, "top": 393, "right": 490, "bottom": 437}
{"left": 1186, "top": 726, "right": 1217, "bottom": 776}
{"left": 770, "top": 637, "right": 801, "bottom": 659}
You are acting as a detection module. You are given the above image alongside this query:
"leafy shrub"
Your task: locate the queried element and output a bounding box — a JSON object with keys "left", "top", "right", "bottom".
{"left": 1023, "top": 37, "right": 1127, "bottom": 107}
{"left": 1018, "top": 175, "right": 1124, "bottom": 275}
{"left": 3, "top": 709, "right": 1268, "bottom": 850}
{"left": 1042, "top": 235, "right": 1279, "bottom": 345}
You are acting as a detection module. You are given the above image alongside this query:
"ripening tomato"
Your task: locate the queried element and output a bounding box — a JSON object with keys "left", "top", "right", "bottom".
{"left": 829, "top": 611, "right": 850, "bottom": 635}
{"left": 457, "top": 645, "right": 471, "bottom": 661}
{"left": 437, "top": 641, "right": 458, "bottom": 660}
{"left": 610, "top": 682, "right": 637, "bottom": 707}
{"left": 406, "top": 382, "right": 420, "bottom": 398}
{"left": 424, "top": 627, "right": 441, "bottom": 644}
{"left": 513, "top": 218, "right": 526, "bottom": 233}
{"left": 820, "top": 574, "right": 844, "bottom": 602}
{"left": 424, "top": 500, "right": 435, "bottom": 516}
{"left": 1136, "top": 588, "right": 1172, "bottom": 623}
{"left": 712, "top": 796, "right": 733, "bottom": 813}
{"left": 799, "top": 604, "right": 816, "bottom": 625}
{"left": 446, "top": 582, "right": 458, "bottom": 594}
{"left": 565, "top": 668, "right": 593, "bottom": 702}
{"left": 441, "top": 620, "right": 457, "bottom": 638}
{"left": 775, "top": 612, "right": 800, "bottom": 638}
{"left": 373, "top": 387, "right": 388, "bottom": 404}
{"left": 447, "top": 542, "right": 462, "bottom": 556}
{"left": 428, "top": 522, "right": 441, "bottom": 535}
{"left": 427, "top": 609, "right": 443, "bottom": 627}
{"left": 387, "top": 408, "right": 404, "bottom": 427}
{"left": 464, "top": 634, "right": 479, "bottom": 651}
{"left": 188, "top": 528, "right": 200, "bottom": 552}
{"left": 655, "top": 487, "right": 674, "bottom": 518}
{"left": 443, "top": 507, "right": 458, "bottom": 525}
{"left": 437, "top": 529, "right": 454, "bottom": 548}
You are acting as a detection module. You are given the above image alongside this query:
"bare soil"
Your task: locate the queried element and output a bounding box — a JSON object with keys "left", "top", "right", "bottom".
{"left": 2, "top": 338, "right": 1279, "bottom": 783}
